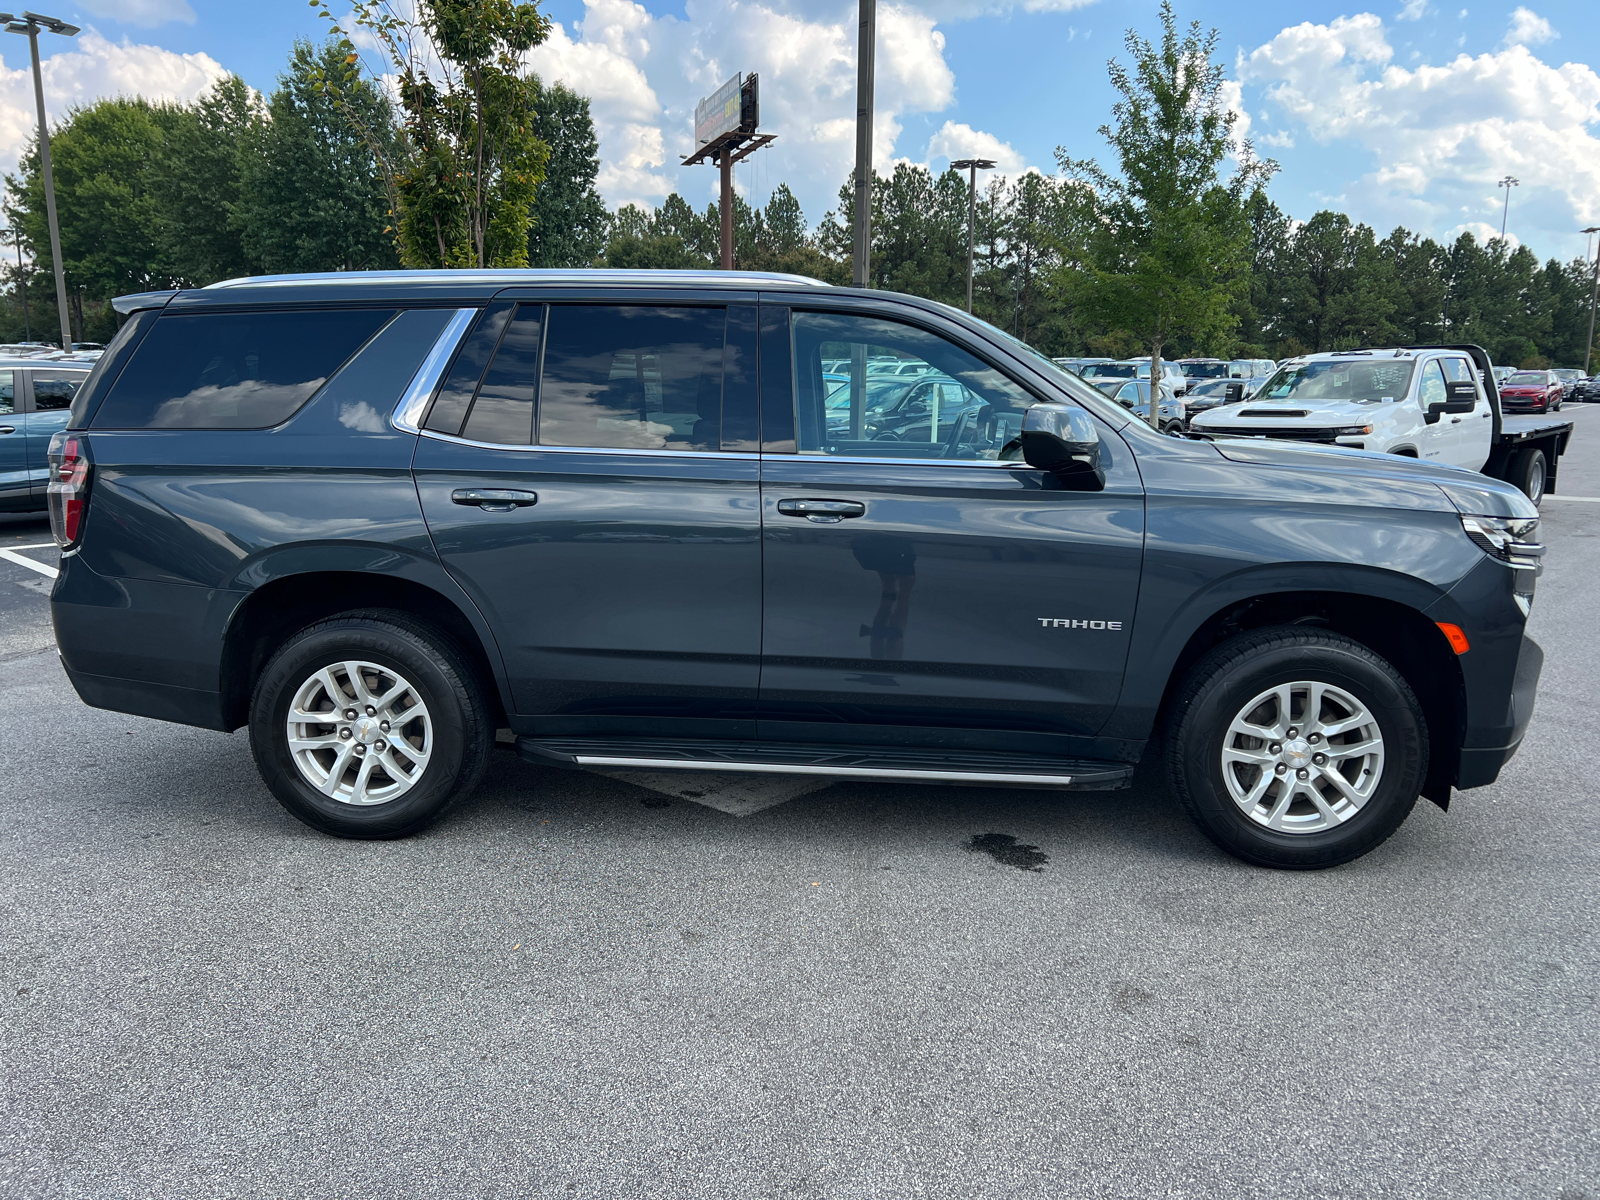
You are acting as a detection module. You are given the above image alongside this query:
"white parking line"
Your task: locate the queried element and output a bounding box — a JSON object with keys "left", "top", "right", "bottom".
{"left": 6, "top": 542, "right": 57, "bottom": 550}
{"left": 0, "top": 548, "right": 58, "bottom": 579}
{"left": 1545, "top": 496, "right": 1600, "bottom": 504}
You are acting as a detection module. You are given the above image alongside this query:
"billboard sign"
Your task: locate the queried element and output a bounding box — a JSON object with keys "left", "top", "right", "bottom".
{"left": 695, "top": 74, "right": 743, "bottom": 149}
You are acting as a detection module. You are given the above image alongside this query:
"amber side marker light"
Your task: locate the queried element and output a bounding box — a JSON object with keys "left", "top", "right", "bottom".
{"left": 1436, "top": 622, "right": 1470, "bottom": 654}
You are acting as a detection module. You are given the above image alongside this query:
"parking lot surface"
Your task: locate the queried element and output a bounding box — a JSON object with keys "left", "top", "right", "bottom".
{"left": 3, "top": 411, "right": 1598, "bottom": 1199}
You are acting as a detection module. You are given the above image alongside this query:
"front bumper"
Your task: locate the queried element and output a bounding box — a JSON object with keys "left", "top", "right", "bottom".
{"left": 1454, "top": 634, "right": 1542, "bottom": 789}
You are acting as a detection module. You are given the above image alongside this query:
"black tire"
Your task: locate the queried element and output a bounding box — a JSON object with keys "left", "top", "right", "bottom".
{"left": 248, "top": 609, "right": 493, "bottom": 839}
{"left": 1164, "top": 627, "right": 1427, "bottom": 869}
{"left": 1508, "top": 447, "right": 1547, "bottom": 505}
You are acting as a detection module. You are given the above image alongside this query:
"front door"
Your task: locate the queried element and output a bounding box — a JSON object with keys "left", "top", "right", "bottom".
{"left": 414, "top": 298, "right": 763, "bottom": 738}
{"left": 756, "top": 306, "right": 1146, "bottom": 755}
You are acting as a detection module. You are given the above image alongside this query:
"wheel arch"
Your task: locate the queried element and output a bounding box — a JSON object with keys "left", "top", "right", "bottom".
{"left": 219, "top": 570, "right": 511, "bottom": 733}
{"left": 1125, "top": 582, "right": 1465, "bottom": 811}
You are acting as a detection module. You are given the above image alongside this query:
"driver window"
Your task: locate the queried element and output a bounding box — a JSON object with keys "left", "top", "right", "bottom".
{"left": 792, "top": 311, "right": 1034, "bottom": 460}
{"left": 1441, "top": 357, "right": 1479, "bottom": 408}
{"left": 1418, "top": 360, "right": 1448, "bottom": 410}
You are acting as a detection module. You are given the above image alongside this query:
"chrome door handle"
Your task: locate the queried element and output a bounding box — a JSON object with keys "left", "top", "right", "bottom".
{"left": 451, "top": 488, "right": 538, "bottom": 512}
{"left": 777, "top": 498, "right": 865, "bottom": 524}
{"left": 1450, "top": 417, "right": 1462, "bottom": 423}
{"left": 0, "top": 426, "right": 13, "bottom": 434}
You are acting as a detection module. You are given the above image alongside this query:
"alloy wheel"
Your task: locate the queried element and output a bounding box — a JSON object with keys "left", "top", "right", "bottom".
{"left": 285, "top": 660, "right": 433, "bottom": 805}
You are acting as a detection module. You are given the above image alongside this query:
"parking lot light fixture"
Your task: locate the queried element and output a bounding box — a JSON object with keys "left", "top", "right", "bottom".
{"left": 950, "top": 158, "right": 996, "bottom": 314}
{"left": 3, "top": 11, "right": 79, "bottom": 353}
{"left": 1497, "top": 176, "right": 1519, "bottom": 242}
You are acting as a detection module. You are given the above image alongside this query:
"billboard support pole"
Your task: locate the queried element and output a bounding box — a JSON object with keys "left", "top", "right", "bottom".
{"left": 852, "top": 0, "right": 875, "bottom": 288}
{"left": 720, "top": 151, "right": 733, "bottom": 270}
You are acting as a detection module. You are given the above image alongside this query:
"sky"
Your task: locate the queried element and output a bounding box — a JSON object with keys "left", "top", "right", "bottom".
{"left": 0, "top": 0, "right": 1596, "bottom": 264}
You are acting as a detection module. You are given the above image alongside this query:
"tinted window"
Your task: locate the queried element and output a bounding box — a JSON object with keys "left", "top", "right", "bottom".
{"left": 92, "top": 309, "right": 394, "bottom": 430}
{"left": 32, "top": 371, "right": 86, "bottom": 411}
{"left": 792, "top": 311, "right": 1034, "bottom": 460}
{"left": 424, "top": 303, "right": 512, "bottom": 437}
{"left": 1418, "top": 360, "right": 1447, "bottom": 410}
{"left": 538, "top": 306, "right": 723, "bottom": 451}
{"left": 0, "top": 371, "right": 11, "bottom": 416}
{"left": 461, "top": 305, "right": 543, "bottom": 445}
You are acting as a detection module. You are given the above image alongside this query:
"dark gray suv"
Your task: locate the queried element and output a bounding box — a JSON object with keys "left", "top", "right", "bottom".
{"left": 47, "top": 271, "right": 1545, "bottom": 868}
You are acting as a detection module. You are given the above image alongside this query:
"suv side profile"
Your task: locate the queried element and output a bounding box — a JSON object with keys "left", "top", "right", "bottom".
{"left": 50, "top": 271, "right": 1545, "bottom": 869}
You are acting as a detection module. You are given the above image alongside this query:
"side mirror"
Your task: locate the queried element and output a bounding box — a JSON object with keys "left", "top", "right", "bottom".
{"left": 1426, "top": 380, "right": 1478, "bottom": 424}
{"left": 1022, "top": 404, "right": 1105, "bottom": 491}
{"left": 1224, "top": 382, "right": 1244, "bottom": 402}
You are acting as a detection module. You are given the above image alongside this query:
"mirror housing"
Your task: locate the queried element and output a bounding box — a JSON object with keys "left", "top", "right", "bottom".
{"left": 1224, "top": 382, "right": 1245, "bottom": 402}
{"left": 1021, "top": 404, "right": 1105, "bottom": 490}
{"left": 1426, "top": 379, "right": 1478, "bottom": 424}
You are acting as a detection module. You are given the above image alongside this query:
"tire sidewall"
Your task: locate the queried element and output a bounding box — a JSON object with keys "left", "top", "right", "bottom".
{"left": 249, "top": 621, "right": 471, "bottom": 839}
{"left": 1176, "top": 639, "right": 1425, "bottom": 867}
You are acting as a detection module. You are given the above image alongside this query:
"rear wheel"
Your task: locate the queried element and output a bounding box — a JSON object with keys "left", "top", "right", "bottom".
{"left": 1165, "top": 627, "right": 1426, "bottom": 869}
{"left": 248, "top": 610, "right": 493, "bottom": 839}
{"left": 1508, "top": 446, "right": 1547, "bottom": 505}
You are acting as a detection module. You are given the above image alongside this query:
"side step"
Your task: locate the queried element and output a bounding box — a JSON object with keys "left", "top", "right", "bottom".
{"left": 517, "top": 737, "right": 1133, "bottom": 791}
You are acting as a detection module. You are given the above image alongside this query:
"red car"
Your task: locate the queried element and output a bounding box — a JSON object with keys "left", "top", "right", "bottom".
{"left": 1499, "top": 370, "right": 1563, "bottom": 413}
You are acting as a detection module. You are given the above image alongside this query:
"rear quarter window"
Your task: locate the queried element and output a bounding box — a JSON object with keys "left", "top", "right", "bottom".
{"left": 90, "top": 309, "right": 395, "bottom": 430}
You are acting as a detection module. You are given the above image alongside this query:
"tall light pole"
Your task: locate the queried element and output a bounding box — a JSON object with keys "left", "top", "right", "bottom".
{"left": 950, "top": 158, "right": 995, "bottom": 314}
{"left": 0, "top": 225, "right": 28, "bottom": 341}
{"left": 1497, "top": 175, "right": 1519, "bottom": 242}
{"left": 4, "top": 11, "right": 78, "bottom": 351}
{"left": 852, "top": 0, "right": 875, "bottom": 288}
{"left": 1582, "top": 226, "right": 1600, "bottom": 376}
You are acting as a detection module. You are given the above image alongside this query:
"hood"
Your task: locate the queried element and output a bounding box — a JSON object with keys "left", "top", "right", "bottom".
{"left": 1191, "top": 399, "right": 1372, "bottom": 427}
{"left": 1210, "top": 437, "right": 1538, "bottom": 517}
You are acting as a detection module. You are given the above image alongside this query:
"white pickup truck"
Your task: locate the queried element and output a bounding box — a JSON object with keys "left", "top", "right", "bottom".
{"left": 1189, "top": 344, "right": 1573, "bottom": 502}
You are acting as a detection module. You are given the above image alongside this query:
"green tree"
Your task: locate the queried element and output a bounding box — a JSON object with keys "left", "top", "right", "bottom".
{"left": 321, "top": 0, "right": 553, "bottom": 267}
{"left": 238, "top": 39, "right": 400, "bottom": 273}
{"left": 158, "top": 76, "right": 264, "bottom": 284}
{"left": 526, "top": 77, "right": 608, "bottom": 267}
{"left": 1055, "top": 1, "right": 1274, "bottom": 423}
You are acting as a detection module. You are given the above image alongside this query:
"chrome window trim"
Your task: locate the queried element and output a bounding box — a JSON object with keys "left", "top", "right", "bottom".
{"left": 416, "top": 427, "right": 758, "bottom": 460}
{"left": 390, "top": 307, "right": 479, "bottom": 433}
{"left": 780, "top": 452, "right": 1026, "bottom": 470}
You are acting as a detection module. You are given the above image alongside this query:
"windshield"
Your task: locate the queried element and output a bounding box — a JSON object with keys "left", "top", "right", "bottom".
{"left": 1181, "top": 361, "right": 1227, "bottom": 378}
{"left": 1254, "top": 359, "right": 1416, "bottom": 404}
{"left": 1505, "top": 372, "right": 1548, "bottom": 386}
{"left": 1080, "top": 362, "right": 1137, "bottom": 379}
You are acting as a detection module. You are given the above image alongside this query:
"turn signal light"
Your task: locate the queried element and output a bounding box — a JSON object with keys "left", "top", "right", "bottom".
{"left": 1436, "top": 622, "right": 1470, "bottom": 655}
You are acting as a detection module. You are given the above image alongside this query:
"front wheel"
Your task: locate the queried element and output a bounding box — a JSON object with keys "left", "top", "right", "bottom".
{"left": 1165, "top": 627, "right": 1427, "bottom": 869}
{"left": 248, "top": 610, "right": 494, "bottom": 839}
{"left": 1508, "top": 446, "right": 1547, "bottom": 505}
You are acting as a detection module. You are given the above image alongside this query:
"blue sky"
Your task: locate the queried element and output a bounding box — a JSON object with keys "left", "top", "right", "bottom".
{"left": 9, "top": 0, "right": 1600, "bottom": 263}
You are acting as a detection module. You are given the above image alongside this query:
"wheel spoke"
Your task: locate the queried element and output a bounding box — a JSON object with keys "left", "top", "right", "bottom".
{"left": 1318, "top": 765, "right": 1366, "bottom": 804}
{"left": 349, "top": 754, "right": 379, "bottom": 804}
{"left": 1263, "top": 787, "right": 1295, "bottom": 830}
{"left": 1326, "top": 737, "right": 1382, "bottom": 760}
{"left": 289, "top": 734, "right": 344, "bottom": 753}
{"left": 1223, "top": 745, "right": 1276, "bottom": 767}
{"left": 343, "top": 662, "right": 376, "bottom": 706}
{"left": 319, "top": 744, "right": 356, "bottom": 795}
{"left": 1307, "top": 789, "right": 1343, "bottom": 827}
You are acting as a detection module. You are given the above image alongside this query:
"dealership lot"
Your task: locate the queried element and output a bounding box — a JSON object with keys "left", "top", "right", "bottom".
{"left": 2, "top": 411, "right": 1598, "bottom": 1198}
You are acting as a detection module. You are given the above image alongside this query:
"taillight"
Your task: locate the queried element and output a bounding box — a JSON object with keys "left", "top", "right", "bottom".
{"left": 47, "top": 431, "right": 92, "bottom": 550}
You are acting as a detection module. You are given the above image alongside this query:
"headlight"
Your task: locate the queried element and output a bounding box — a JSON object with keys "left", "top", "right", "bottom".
{"left": 1332, "top": 425, "right": 1374, "bottom": 436}
{"left": 1461, "top": 514, "right": 1543, "bottom": 569}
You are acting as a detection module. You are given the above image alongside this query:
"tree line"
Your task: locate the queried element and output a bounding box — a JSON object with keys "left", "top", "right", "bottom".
{"left": 3, "top": 0, "right": 1593, "bottom": 370}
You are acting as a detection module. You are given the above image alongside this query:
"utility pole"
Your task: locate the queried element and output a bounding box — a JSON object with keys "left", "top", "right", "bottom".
{"left": 852, "top": 0, "right": 875, "bottom": 288}
{"left": 0, "top": 225, "right": 28, "bottom": 341}
{"left": 3, "top": 12, "right": 79, "bottom": 351}
{"left": 1497, "top": 175, "right": 1519, "bottom": 242}
{"left": 950, "top": 158, "right": 995, "bottom": 313}
{"left": 1583, "top": 226, "right": 1600, "bottom": 376}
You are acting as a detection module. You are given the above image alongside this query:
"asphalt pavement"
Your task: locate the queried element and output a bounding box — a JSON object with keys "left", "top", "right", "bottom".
{"left": 3, "top": 411, "right": 1599, "bottom": 1199}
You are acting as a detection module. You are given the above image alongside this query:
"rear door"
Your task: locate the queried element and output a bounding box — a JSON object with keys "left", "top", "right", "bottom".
{"left": 413, "top": 292, "right": 763, "bottom": 739}
{"left": 23, "top": 369, "right": 84, "bottom": 500}
{"left": 755, "top": 303, "right": 1146, "bottom": 754}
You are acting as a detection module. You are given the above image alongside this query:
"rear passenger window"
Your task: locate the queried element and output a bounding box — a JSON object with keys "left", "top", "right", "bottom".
{"left": 91, "top": 309, "right": 394, "bottom": 430}
{"left": 537, "top": 306, "right": 723, "bottom": 451}
{"left": 0, "top": 371, "right": 11, "bottom": 415}
{"left": 460, "top": 305, "right": 542, "bottom": 446}
{"left": 31, "top": 372, "right": 84, "bottom": 411}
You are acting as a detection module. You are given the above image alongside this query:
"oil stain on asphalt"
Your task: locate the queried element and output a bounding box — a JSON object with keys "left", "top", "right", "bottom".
{"left": 966, "top": 833, "right": 1049, "bottom": 872}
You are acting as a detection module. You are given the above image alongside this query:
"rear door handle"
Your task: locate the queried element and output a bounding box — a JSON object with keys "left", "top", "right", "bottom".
{"left": 451, "top": 488, "right": 538, "bottom": 512}
{"left": 777, "top": 498, "right": 866, "bottom": 524}
{"left": 0, "top": 426, "right": 13, "bottom": 435}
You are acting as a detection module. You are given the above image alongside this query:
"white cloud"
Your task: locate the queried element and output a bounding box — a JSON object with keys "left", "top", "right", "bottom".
{"left": 1240, "top": 14, "right": 1600, "bottom": 248}
{"left": 1501, "top": 7, "right": 1555, "bottom": 48}
{"left": 1396, "top": 0, "right": 1426, "bottom": 20}
{"left": 0, "top": 32, "right": 227, "bottom": 175}
{"left": 1445, "top": 221, "right": 1518, "bottom": 249}
{"left": 76, "top": 0, "right": 197, "bottom": 28}
{"left": 923, "top": 121, "right": 1027, "bottom": 172}
{"left": 525, "top": 0, "right": 965, "bottom": 217}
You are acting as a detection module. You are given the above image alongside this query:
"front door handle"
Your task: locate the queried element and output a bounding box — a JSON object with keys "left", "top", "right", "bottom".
{"left": 0, "top": 426, "right": 14, "bottom": 435}
{"left": 451, "top": 488, "right": 538, "bottom": 512}
{"left": 777, "top": 498, "right": 866, "bottom": 524}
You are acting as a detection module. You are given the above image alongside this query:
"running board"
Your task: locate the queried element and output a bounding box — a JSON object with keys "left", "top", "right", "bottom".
{"left": 517, "top": 738, "right": 1133, "bottom": 790}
